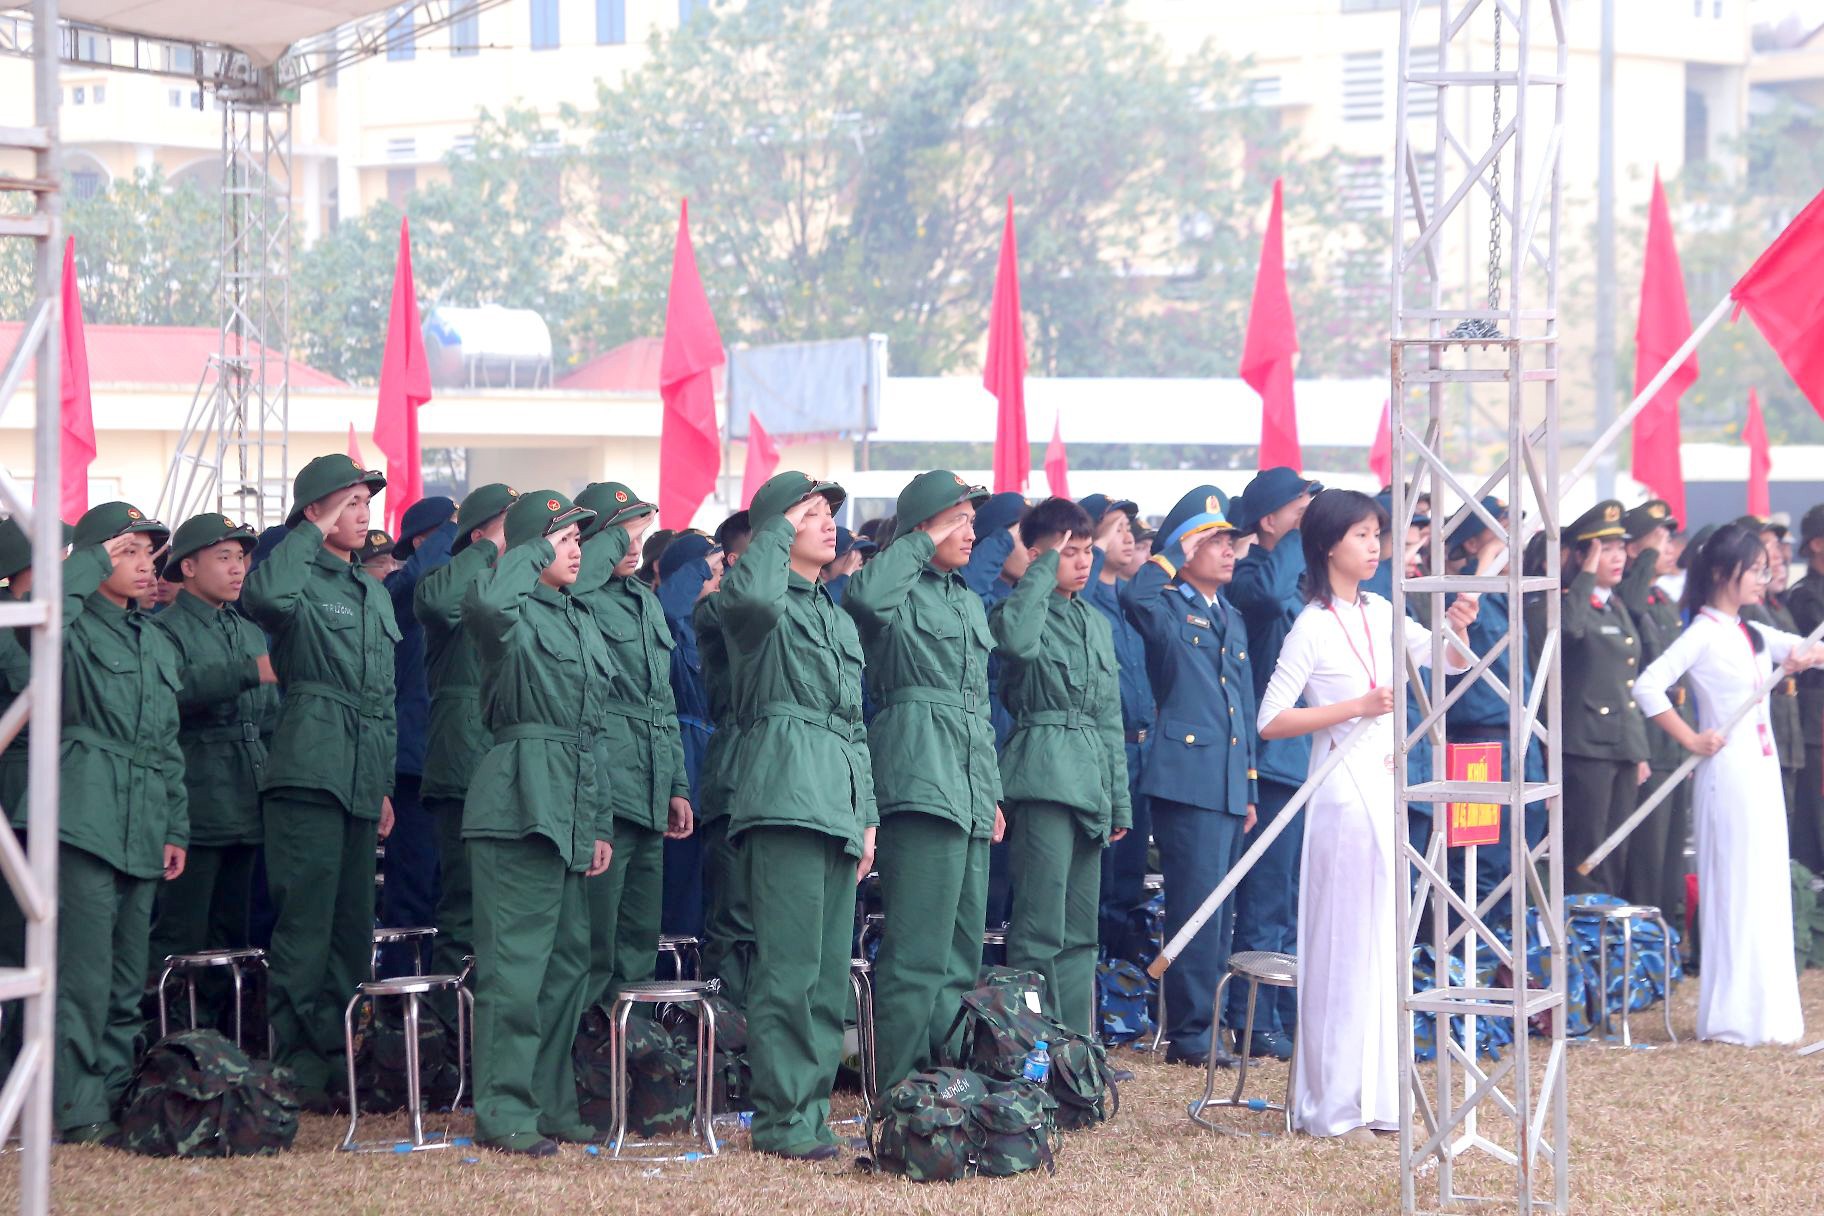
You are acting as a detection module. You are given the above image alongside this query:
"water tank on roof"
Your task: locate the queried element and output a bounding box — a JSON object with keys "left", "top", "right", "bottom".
{"left": 423, "top": 305, "right": 553, "bottom": 389}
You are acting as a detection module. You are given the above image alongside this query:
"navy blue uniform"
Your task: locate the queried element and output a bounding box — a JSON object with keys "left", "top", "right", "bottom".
{"left": 1123, "top": 548, "right": 1257, "bottom": 1062}
{"left": 659, "top": 557, "right": 715, "bottom": 939}
{"left": 1084, "top": 548, "right": 1155, "bottom": 952}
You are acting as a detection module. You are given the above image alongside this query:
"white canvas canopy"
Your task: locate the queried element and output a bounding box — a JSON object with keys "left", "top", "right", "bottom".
{"left": 50, "top": 0, "right": 399, "bottom": 65}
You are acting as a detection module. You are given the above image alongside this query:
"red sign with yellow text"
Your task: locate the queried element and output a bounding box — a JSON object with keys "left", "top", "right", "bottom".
{"left": 1445, "top": 742, "right": 1503, "bottom": 848}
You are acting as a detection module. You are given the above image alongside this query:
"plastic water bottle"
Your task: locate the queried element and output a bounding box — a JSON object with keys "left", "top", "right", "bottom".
{"left": 1022, "top": 1040, "right": 1051, "bottom": 1084}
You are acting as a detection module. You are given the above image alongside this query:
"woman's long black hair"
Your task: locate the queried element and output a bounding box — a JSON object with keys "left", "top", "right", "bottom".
{"left": 1301, "top": 489, "right": 1389, "bottom": 606}
{"left": 1682, "top": 521, "right": 1769, "bottom": 651}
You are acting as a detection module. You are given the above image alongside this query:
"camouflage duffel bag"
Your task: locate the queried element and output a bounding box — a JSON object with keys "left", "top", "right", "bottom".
{"left": 574, "top": 1008, "right": 699, "bottom": 1137}
{"left": 970, "top": 1076, "right": 1059, "bottom": 1177}
{"left": 874, "top": 1067, "right": 1058, "bottom": 1182}
{"left": 118, "top": 1029, "right": 299, "bottom": 1157}
{"left": 353, "top": 1002, "right": 463, "bottom": 1114}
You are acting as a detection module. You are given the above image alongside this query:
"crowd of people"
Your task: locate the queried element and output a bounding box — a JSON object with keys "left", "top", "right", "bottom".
{"left": 3, "top": 452, "right": 1818, "bottom": 1158}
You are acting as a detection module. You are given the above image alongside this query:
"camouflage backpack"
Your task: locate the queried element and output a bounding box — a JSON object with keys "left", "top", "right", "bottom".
{"left": 118, "top": 1029, "right": 299, "bottom": 1158}
{"left": 661, "top": 992, "right": 749, "bottom": 1107}
{"left": 574, "top": 1008, "right": 706, "bottom": 1137}
{"left": 1095, "top": 958, "right": 1154, "bottom": 1045}
{"left": 970, "top": 1076, "right": 1060, "bottom": 1177}
{"left": 353, "top": 1002, "right": 463, "bottom": 1113}
{"left": 873, "top": 1068, "right": 984, "bottom": 1182}
{"left": 948, "top": 978, "right": 1119, "bottom": 1131}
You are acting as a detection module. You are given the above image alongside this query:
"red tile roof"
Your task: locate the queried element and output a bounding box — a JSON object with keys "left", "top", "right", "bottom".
{"left": 556, "top": 336, "right": 726, "bottom": 395}
{"left": 0, "top": 322, "right": 346, "bottom": 389}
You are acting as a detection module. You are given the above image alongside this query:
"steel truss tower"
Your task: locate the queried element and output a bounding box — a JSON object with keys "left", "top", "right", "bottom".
{"left": 1390, "top": 1, "right": 1569, "bottom": 1212}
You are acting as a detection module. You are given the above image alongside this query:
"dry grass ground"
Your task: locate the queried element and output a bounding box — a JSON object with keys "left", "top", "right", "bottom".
{"left": 8, "top": 970, "right": 1824, "bottom": 1215}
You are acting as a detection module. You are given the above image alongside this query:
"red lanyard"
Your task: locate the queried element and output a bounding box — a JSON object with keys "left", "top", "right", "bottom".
{"left": 1328, "top": 597, "right": 1377, "bottom": 689}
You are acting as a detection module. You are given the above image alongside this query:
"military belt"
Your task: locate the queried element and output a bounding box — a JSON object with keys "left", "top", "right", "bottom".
{"left": 743, "top": 701, "right": 865, "bottom": 744}
{"left": 601, "top": 698, "right": 670, "bottom": 727}
{"left": 492, "top": 723, "right": 590, "bottom": 746}
{"left": 189, "top": 721, "right": 262, "bottom": 744}
{"left": 286, "top": 680, "right": 390, "bottom": 719}
{"left": 63, "top": 724, "right": 162, "bottom": 767}
{"left": 1021, "top": 708, "right": 1091, "bottom": 730}
{"left": 876, "top": 685, "right": 970, "bottom": 711}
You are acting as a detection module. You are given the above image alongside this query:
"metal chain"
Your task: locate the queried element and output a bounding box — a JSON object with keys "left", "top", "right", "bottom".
{"left": 1487, "top": 4, "right": 1503, "bottom": 312}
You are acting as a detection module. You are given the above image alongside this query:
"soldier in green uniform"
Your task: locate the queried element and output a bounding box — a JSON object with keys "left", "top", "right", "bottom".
{"left": 722, "top": 471, "right": 876, "bottom": 1161}
{"left": 1788, "top": 504, "right": 1824, "bottom": 872}
{"left": 461, "top": 490, "right": 610, "bottom": 1157}
{"left": 572, "top": 482, "right": 692, "bottom": 1008}
{"left": 991, "top": 497, "right": 1130, "bottom": 1036}
{"left": 841, "top": 470, "right": 1003, "bottom": 1095}
{"left": 242, "top": 454, "right": 398, "bottom": 1112}
{"left": 695, "top": 511, "right": 753, "bottom": 1002}
{"left": 1544, "top": 501, "right": 1650, "bottom": 895}
{"left": 1618, "top": 499, "right": 1697, "bottom": 917}
{"left": 414, "top": 484, "right": 519, "bottom": 990}
{"left": 1738, "top": 516, "right": 1806, "bottom": 814}
{"left": 145, "top": 514, "right": 279, "bottom": 993}
{"left": 53, "top": 502, "right": 188, "bottom": 1142}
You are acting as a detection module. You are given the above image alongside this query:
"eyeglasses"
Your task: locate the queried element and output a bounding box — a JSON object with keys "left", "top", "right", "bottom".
{"left": 1752, "top": 566, "right": 1774, "bottom": 583}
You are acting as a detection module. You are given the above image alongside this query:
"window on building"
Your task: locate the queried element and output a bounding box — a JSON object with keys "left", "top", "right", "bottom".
{"left": 598, "top": 0, "right": 627, "bottom": 44}
{"left": 92, "top": 85, "right": 105, "bottom": 104}
{"left": 191, "top": 89, "right": 204, "bottom": 110}
{"left": 1343, "top": 50, "right": 1384, "bottom": 123}
{"left": 71, "top": 171, "right": 103, "bottom": 200}
{"left": 1406, "top": 47, "right": 1438, "bottom": 122}
{"left": 168, "top": 87, "right": 184, "bottom": 108}
{"left": 71, "top": 86, "right": 85, "bottom": 105}
{"left": 1685, "top": 89, "right": 1709, "bottom": 167}
{"left": 1339, "top": 155, "right": 1386, "bottom": 214}
{"left": 387, "top": 136, "right": 418, "bottom": 161}
{"left": 452, "top": 0, "right": 480, "bottom": 55}
{"left": 531, "top": 0, "right": 560, "bottom": 49}
{"left": 387, "top": 6, "right": 416, "bottom": 60}
{"left": 1248, "top": 76, "right": 1281, "bottom": 106}
{"left": 387, "top": 167, "right": 417, "bottom": 206}
{"left": 165, "top": 44, "right": 195, "bottom": 73}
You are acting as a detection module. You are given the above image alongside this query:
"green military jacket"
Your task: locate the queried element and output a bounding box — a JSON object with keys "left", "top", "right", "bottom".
{"left": 720, "top": 516, "right": 877, "bottom": 856}
{"left": 149, "top": 589, "right": 277, "bottom": 847}
{"left": 461, "top": 539, "right": 615, "bottom": 868}
{"left": 692, "top": 591, "right": 739, "bottom": 824}
{"left": 243, "top": 520, "right": 399, "bottom": 818}
{"left": 414, "top": 539, "right": 498, "bottom": 804}
{"left": 1558, "top": 570, "right": 1650, "bottom": 764}
{"left": 988, "top": 550, "right": 1131, "bottom": 840}
{"left": 1745, "top": 596, "right": 1805, "bottom": 774}
{"left": 48, "top": 545, "right": 189, "bottom": 877}
{"left": 0, "top": 588, "right": 31, "bottom": 815}
{"left": 1618, "top": 554, "right": 1698, "bottom": 772}
{"left": 842, "top": 529, "right": 1001, "bottom": 838}
{"left": 573, "top": 530, "right": 688, "bottom": 831}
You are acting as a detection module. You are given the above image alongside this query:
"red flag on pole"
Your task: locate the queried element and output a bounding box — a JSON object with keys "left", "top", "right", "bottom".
{"left": 659, "top": 199, "right": 726, "bottom": 529}
{"left": 59, "top": 237, "right": 95, "bottom": 524}
{"left": 1731, "top": 186, "right": 1824, "bottom": 420}
{"left": 985, "top": 196, "right": 1029, "bottom": 495}
{"left": 347, "top": 423, "right": 366, "bottom": 468}
{"left": 1744, "top": 387, "right": 1772, "bottom": 518}
{"left": 372, "top": 217, "right": 432, "bottom": 536}
{"left": 1630, "top": 169, "right": 1694, "bottom": 526}
{"left": 740, "top": 411, "right": 779, "bottom": 510}
{"left": 1044, "top": 414, "right": 1070, "bottom": 499}
{"left": 1241, "top": 178, "right": 1301, "bottom": 472}
{"left": 1369, "top": 398, "right": 1392, "bottom": 488}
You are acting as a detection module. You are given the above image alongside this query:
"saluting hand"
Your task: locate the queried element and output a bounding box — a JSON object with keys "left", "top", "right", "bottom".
{"left": 783, "top": 496, "right": 819, "bottom": 532}
{"left": 666, "top": 796, "right": 694, "bottom": 840}
{"left": 304, "top": 486, "right": 362, "bottom": 528}
{"left": 588, "top": 839, "right": 613, "bottom": 877}
{"left": 919, "top": 508, "right": 972, "bottom": 550}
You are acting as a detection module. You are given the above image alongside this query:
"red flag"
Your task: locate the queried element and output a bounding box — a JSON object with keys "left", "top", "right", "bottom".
{"left": 1369, "top": 398, "right": 1392, "bottom": 488}
{"left": 372, "top": 217, "right": 432, "bottom": 536}
{"left": 347, "top": 423, "right": 366, "bottom": 468}
{"left": 1044, "top": 415, "right": 1070, "bottom": 499}
{"left": 659, "top": 200, "right": 725, "bottom": 529}
{"left": 1240, "top": 178, "right": 1301, "bottom": 472}
{"left": 740, "top": 411, "right": 779, "bottom": 510}
{"left": 59, "top": 237, "right": 95, "bottom": 524}
{"left": 1744, "top": 388, "right": 1771, "bottom": 518}
{"left": 1630, "top": 169, "right": 1694, "bottom": 526}
{"left": 1731, "top": 186, "right": 1824, "bottom": 420}
{"left": 985, "top": 195, "right": 1029, "bottom": 495}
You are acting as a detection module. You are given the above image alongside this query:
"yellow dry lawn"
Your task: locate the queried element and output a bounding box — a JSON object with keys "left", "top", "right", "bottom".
{"left": 9, "top": 970, "right": 1824, "bottom": 1215}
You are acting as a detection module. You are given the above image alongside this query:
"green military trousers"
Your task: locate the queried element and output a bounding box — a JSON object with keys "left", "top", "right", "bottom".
{"left": 148, "top": 842, "right": 256, "bottom": 971}
{"left": 872, "top": 812, "right": 987, "bottom": 1095}
{"left": 589, "top": 820, "right": 662, "bottom": 1008}
{"left": 262, "top": 788, "right": 377, "bottom": 1096}
{"left": 0, "top": 827, "right": 26, "bottom": 1074}
{"left": 1006, "top": 801, "right": 1101, "bottom": 1037}
{"left": 699, "top": 816, "right": 751, "bottom": 1007}
{"left": 425, "top": 797, "right": 473, "bottom": 1006}
{"left": 1623, "top": 769, "right": 1690, "bottom": 924}
{"left": 743, "top": 825, "right": 856, "bottom": 1155}
{"left": 55, "top": 844, "right": 156, "bottom": 1131}
{"left": 469, "top": 835, "right": 593, "bottom": 1144}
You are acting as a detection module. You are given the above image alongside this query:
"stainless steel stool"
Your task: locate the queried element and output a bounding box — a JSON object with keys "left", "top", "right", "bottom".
{"left": 1142, "top": 872, "right": 1167, "bottom": 1053}
{"left": 608, "top": 980, "right": 720, "bottom": 1159}
{"left": 982, "top": 922, "right": 1008, "bottom": 964}
{"left": 457, "top": 953, "right": 475, "bottom": 990}
{"left": 657, "top": 934, "right": 702, "bottom": 981}
{"left": 849, "top": 958, "right": 878, "bottom": 1110}
{"left": 155, "top": 948, "right": 271, "bottom": 1054}
{"left": 1566, "top": 899, "right": 1678, "bottom": 1047}
{"left": 340, "top": 973, "right": 472, "bottom": 1153}
{"left": 857, "top": 912, "right": 885, "bottom": 962}
{"left": 370, "top": 925, "right": 438, "bottom": 979}
{"left": 1189, "top": 950, "right": 1297, "bottom": 1136}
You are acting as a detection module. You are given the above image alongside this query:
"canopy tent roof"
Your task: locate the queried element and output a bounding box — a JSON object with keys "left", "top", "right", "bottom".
{"left": 52, "top": 0, "right": 398, "bottom": 66}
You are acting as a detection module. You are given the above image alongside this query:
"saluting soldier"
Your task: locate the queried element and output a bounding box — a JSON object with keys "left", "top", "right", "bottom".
{"left": 695, "top": 511, "right": 753, "bottom": 1001}
{"left": 1125, "top": 487, "right": 1256, "bottom": 1067}
{"left": 1541, "top": 501, "right": 1650, "bottom": 895}
{"left": 1787, "top": 504, "right": 1824, "bottom": 872}
{"left": 414, "top": 484, "right": 519, "bottom": 989}
{"left": 992, "top": 497, "right": 1130, "bottom": 1038}
{"left": 462, "top": 491, "right": 611, "bottom": 1157}
{"left": 242, "top": 454, "right": 398, "bottom": 1113}
{"left": 572, "top": 481, "right": 692, "bottom": 1008}
{"left": 146, "top": 514, "right": 279, "bottom": 989}
{"left": 842, "top": 470, "right": 1003, "bottom": 1095}
{"left": 1739, "top": 516, "right": 1807, "bottom": 815}
{"left": 721, "top": 471, "right": 876, "bottom": 1161}
{"left": 1618, "top": 499, "right": 1698, "bottom": 916}
{"left": 655, "top": 530, "right": 724, "bottom": 938}
{"left": 53, "top": 502, "right": 188, "bottom": 1143}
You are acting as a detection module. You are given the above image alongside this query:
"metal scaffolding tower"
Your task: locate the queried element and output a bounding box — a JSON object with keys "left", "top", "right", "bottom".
{"left": 0, "top": 0, "right": 65, "bottom": 1211}
{"left": 1391, "top": 1, "right": 1569, "bottom": 1212}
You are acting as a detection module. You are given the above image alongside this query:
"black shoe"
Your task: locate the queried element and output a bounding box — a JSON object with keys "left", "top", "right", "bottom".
{"left": 1164, "top": 1045, "right": 1236, "bottom": 1069}
{"left": 1240, "top": 1030, "right": 1294, "bottom": 1061}
{"left": 484, "top": 1133, "right": 560, "bottom": 1157}
{"left": 760, "top": 1142, "right": 841, "bottom": 1162}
